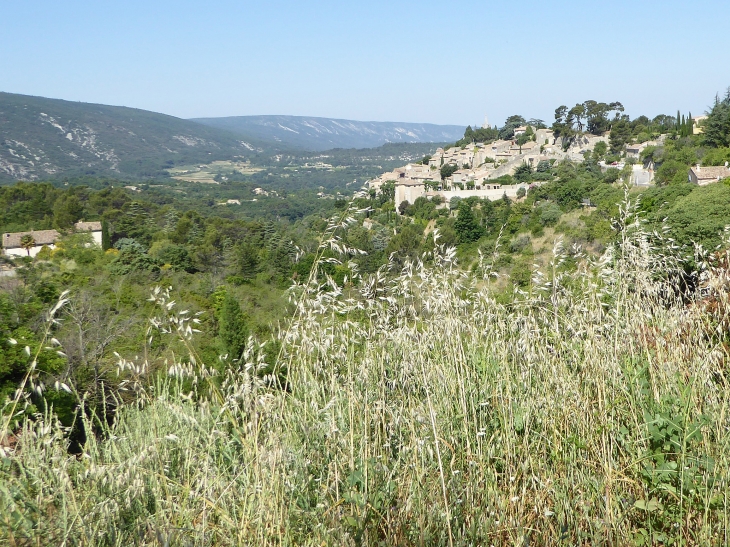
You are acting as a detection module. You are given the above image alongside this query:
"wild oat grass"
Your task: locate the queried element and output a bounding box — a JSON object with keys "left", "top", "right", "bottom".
{"left": 2, "top": 199, "right": 730, "bottom": 546}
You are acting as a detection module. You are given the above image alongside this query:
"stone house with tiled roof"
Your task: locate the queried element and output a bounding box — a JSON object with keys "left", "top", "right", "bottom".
{"left": 73, "top": 220, "right": 103, "bottom": 247}
{"left": 2, "top": 220, "right": 103, "bottom": 258}
{"left": 2, "top": 230, "right": 61, "bottom": 258}
{"left": 688, "top": 164, "right": 730, "bottom": 186}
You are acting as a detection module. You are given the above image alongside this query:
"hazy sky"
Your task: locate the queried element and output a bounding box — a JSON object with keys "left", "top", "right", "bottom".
{"left": 2, "top": 0, "right": 729, "bottom": 127}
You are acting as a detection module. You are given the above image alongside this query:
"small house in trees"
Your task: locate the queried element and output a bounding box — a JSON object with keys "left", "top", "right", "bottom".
{"left": 73, "top": 221, "right": 103, "bottom": 246}
{"left": 1, "top": 230, "right": 61, "bottom": 258}
{"left": 688, "top": 164, "right": 730, "bottom": 186}
{"left": 2, "top": 221, "right": 103, "bottom": 258}
{"left": 513, "top": 126, "right": 528, "bottom": 137}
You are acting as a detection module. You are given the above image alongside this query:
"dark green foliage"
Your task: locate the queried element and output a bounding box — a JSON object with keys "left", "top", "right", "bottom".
{"left": 109, "top": 239, "right": 160, "bottom": 275}
{"left": 660, "top": 183, "right": 730, "bottom": 250}
{"left": 101, "top": 220, "right": 111, "bottom": 250}
{"left": 52, "top": 192, "right": 84, "bottom": 229}
{"left": 219, "top": 293, "right": 248, "bottom": 361}
{"left": 235, "top": 242, "right": 260, "bottom": 281}
{"left": 703, "top": 90, "right": 730, "bottom": 148}
{"left": 655, "top": 160, "right": 689, "bottom": 186}
{"left": 536, "top": 201, "right": 562, "bottom": 226}
{"left": 403, "top": 197, "right": 439, "bottom": 221}
{"left": 440, "top": 163, "right": 458, "bottom": 181}
{"left": 700, "top": 147, "right": 730, "bottom": 166}
{"left": 554, "top": 101, "right": 630, "bottom": 151}
{"left": 609, "top": 118, "right": 632, "bottom": 154}
{"left": 156, "top": 244, "right": 196, "bottom": 273}
{"left": 498, "top": 115, "right": 526, "bottom": 140}
{"left": 456, "top": 125, "right": 499, "bottom": 147}
{"left": 0, "top": 291, "right": 66, "bottom": 401}
{"left": 593, "top": 141, "right": 608, "bottom": 160}
{"left": 386, "top": 223, "right": 423, "bottom": 265}
{"left": 603, "top": 168, "right": 621, "bottom": 184}
{"left": 454, "top": 201, "right": 484, "bottom": 244}
{"left": 379, "top": 181, "right": 395, "bottom": 204}
{"left": 513, "top": 162, "right": 532, "bottom": 183}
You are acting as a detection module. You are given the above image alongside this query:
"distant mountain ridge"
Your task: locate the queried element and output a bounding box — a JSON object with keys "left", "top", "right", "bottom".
{"left": 0, "top": 92, "right": 273, "bottom": 183}
{"left": 0, "top": 91, "right": 465, "bottom": 183}
{"left": 189, "top": 115, "right": 465, "bottom": 151}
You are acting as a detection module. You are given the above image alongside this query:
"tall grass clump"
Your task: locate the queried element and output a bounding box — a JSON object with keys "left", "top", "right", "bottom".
{"left": 2, "top": 197, "right": 730, "bottom": 546}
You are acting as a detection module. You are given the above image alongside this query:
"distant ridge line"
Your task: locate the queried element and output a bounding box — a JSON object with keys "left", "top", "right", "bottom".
{"left": 190, "top": 115, "right": 465, "bottom": 152}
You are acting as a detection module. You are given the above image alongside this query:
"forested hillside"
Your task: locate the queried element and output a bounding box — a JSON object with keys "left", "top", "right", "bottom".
{"left": 0, "top": 92, "right": 276, "bottom": 182}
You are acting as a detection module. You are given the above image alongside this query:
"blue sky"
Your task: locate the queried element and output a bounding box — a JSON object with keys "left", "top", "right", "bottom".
{"left": 1, "top": 0, "right": 729, "bottom": 127}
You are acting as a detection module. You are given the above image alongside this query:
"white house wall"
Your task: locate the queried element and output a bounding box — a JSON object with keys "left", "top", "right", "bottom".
{"left": 430, "top": 185, "right": 527, "bottom": 204}
{"left": 3, "top": 244, "right": 56, "bottom": 258}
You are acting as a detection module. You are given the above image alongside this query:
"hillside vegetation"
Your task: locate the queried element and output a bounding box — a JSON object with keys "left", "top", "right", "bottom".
{"left": 2, "top": 89, "right": 730, "bottom": 545}
{"left": 2, "top": 205, "right": 730, "bottom": 545}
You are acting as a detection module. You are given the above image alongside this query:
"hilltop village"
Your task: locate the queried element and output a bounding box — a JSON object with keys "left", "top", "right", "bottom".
{"left": 368, "top": 124, "right": 666, "bottom": 207}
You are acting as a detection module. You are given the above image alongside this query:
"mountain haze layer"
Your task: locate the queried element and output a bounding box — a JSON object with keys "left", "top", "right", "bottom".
{"left": 190, "top": 115, "right": 465, "bottom": 151}
{"left": 0, "top": 92, "right": 272, "bottom": 183}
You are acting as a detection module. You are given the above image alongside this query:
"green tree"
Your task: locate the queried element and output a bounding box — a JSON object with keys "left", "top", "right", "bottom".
{"left": 440, "top": 164, "right": 458, "bottom": 180}
{"left": 101, "top": 220, "right": 111, "bottom": 251}
{"left": 609, "top": 119, "right": 632, "bottom": 154}
{"left": 53, "top": 193, "right": 84, "bottom": 229}
{"left": 385, "top": 223, "right": 422, "bottom": 265}
{"left": 552, "top": 106, "right": 576, "bottom": 149}
{"left": 593, "top": 141, "right": 608, "bottom": 160}
{"left": 219, "top": 293, "right": 248, "bottom": 361}
{"left": 20, "top": 234, "right": 35, "bottom": 256}
{"left": 513, "top": 162, "right": 533, "bottom": 183}
{"left": 704, "top": 90, "right": 730, "bottom": 148}
{"left": 379, "top": 181, "right": 395, "bottom": 204}
{"left": 235, "top": 242, "right": 260, "bottom": 281}
{"left": 499, "top": 115, "right": 526, "bottom": 140}
{"left": 157, "top": 244, "right": 195, "bottom": 273}
{"left": 454, "top": 201, "right": 484, "bottom": 244}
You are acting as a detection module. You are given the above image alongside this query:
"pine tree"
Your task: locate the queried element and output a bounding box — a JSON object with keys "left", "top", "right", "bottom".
{"left": 235, "top": 242, "right": 260, "bottom": 281}
{"left": 703, "top": 90, "right": 730, "bottom": 148}
{"left": 219, "top": 293, "right": 248, "bottom": 361}
{"left": 454, "top": 201, "right": 484, "bottom": 244}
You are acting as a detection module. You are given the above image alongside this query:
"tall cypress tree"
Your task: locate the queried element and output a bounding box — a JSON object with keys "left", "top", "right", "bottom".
{"left": 101, "top": 220, "right": 111, "bottom": 251}
{"left": 219, "top": 293, "right": 248, "bottom": 361}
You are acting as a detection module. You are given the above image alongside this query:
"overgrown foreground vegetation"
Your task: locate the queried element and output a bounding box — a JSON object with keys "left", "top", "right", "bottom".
{"left": 2, "top": 201, "right": 730, "bottom": 546}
